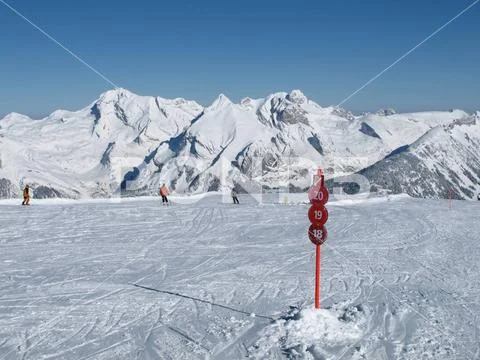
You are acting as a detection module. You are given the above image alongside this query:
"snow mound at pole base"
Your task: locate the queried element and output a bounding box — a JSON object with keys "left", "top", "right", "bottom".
{"left": 250, "top": 303, "right": 369, "bottom": 359}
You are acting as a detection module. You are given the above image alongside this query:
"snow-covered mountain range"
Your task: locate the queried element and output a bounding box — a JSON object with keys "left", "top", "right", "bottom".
{"left": 0, "top": 88, "right": 478, "bottom": 199}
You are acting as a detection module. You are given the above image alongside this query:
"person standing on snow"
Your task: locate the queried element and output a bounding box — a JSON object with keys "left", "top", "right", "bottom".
{"left": 160, "top": 183, "right": 169, "bottom": 205}
{"left": 22, "top": 185, "right": 30, "bottom": 206}
{"left": 231, "top": 187, "right": 239, "bottom": 204}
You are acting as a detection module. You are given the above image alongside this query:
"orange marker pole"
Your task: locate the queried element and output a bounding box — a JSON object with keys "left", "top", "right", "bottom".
{"left": 315, "top": 244, "right": 321, "bottom": 309}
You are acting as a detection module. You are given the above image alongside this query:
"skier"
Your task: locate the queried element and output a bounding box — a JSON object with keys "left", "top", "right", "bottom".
{"left": 22, "top": 185, "right": 30, "bottom": 206}
{"left": 160, "top": 183, "right": 169, "bottom": 205}
{"left": 231, "top": 187, "right": 239, "bottom": 204}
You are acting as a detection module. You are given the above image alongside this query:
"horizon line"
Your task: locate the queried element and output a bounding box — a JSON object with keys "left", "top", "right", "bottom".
{"left": 1, "top": 87, "right": 478, "bottom": 120}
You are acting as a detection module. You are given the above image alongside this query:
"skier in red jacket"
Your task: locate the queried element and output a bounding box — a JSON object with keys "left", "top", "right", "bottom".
{"left": 160, "top": 184, "right": 169, "bottom": 205}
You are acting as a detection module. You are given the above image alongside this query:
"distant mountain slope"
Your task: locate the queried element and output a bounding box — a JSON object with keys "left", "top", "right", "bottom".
{"left": 0, "top": 89, "right": 203, "bottom": 198}
{"left": 354, "top": 114, "right": 480, "bottom": 199}
{"left": 0, "top": 88, "right": 477, "bottom": 199}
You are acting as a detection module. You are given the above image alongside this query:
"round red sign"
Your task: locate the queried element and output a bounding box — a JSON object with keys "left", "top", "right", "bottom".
{"left": 308, "top": 186, "right": 329, "bottom": 205}
{"left": 308, "top": 224, "right": 328, "bottom": 245}
{"left": 308, "top": 204, "right": 329, "bottom": 226}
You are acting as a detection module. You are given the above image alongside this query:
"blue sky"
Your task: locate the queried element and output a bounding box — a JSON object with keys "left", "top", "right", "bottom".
{"left": 0, "top": 0, "right": 478, "bottom": 117}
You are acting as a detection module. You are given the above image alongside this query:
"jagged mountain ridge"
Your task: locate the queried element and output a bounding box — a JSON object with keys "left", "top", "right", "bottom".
{"left": 0, "top": 88, "right": 477, "bottom": 199}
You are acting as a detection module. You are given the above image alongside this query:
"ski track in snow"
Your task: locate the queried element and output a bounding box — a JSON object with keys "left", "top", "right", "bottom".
{"left": 0, "top": 195, "right": 479, "bottom": 359}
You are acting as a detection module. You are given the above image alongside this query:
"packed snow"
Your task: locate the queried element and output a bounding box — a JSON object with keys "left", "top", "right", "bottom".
{"left": 0, "top": 194, "right": 479, "bottom": 359}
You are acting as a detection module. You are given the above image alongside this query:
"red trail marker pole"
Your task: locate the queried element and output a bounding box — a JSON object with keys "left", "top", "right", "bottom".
{"left": 315, "top": 244, "right": 321, "bottom": 309}
{"left": 308, "top": 168, "right": 329, "bottom": 310}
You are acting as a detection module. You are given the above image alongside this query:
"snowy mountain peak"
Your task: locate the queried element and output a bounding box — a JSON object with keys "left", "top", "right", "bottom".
{"left": 376, "top": 108, "right": 397, "bottom": 116}
{"left": 0, "top": 112, "right": 32, "bottom": 122}
{"left": 171, "top": 97, "right": 187, "bottom": 105}
{"left": 207, "top": 93, "right": 233, "bottom": 111}
{"left": 98, "top": 88, "right": 137, "bottom": 103}
{"left": 331, "top": 107, "right": 356, "bottom": 121}
{"left": 287, "top": 89, "right": 307, "bottom": 104}
{"left": 240, "top": 97, "right": 257, "bottom": 109}
{"left": 240, "top": 97, "right": 253, "bottom": 104}
{"left": 155, "top": 96, "right": 203, "bottom": 110}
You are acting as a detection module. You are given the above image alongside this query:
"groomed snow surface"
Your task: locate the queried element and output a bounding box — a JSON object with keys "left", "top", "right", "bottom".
{"left": 0, "top": 194, "right": 479, "bottom": 359}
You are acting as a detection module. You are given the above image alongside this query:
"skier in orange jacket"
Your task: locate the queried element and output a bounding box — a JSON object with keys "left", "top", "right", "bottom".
{"left": 159, "top": 183, "right": 169, "bottom": 205}
{"left": 22, "top": 185, "right": 30, "bottom": 205}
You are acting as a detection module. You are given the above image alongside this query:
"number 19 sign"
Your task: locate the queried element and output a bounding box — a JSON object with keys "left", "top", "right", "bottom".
{"left": 307, "top": 168, "right": 329, "bottom": 309}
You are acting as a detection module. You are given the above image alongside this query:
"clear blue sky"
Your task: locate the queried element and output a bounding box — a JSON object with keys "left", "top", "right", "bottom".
{"left": 0, "top": 0, "right": 479, "bottom": 118}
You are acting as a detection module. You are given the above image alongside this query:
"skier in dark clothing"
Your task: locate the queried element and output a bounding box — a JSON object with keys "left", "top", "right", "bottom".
{"left": 231, "top": 188, "right": 239, "bottom": 204}
{"left": 22, "top": 185, "right": 30, "bottom": 205}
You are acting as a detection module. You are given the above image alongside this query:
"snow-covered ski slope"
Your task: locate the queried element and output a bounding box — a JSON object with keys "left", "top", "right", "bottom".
{"left": 0, "top": 195, "right": 479, "bottom": 359}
